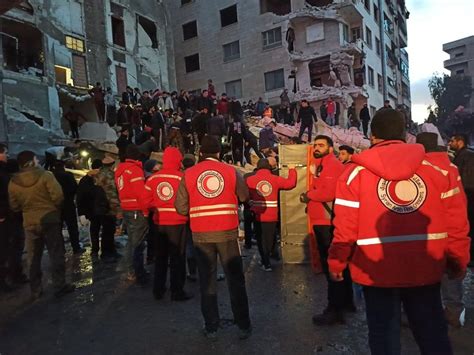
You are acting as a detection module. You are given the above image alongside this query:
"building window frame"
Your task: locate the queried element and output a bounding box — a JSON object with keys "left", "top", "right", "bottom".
{"left": 225, "top": 79, "right": 243, "bottom": 99}
{"left": 365, "top": 26, "right": 372, "bottom": 48}
{"left": 262, "top": 27, "right": 282, "bottom": 50}
{"left": 182, "top": 20, "right": 198, "bottom": 41}
{"left": 368, "top": 66, "right": 375, "bottom": 87}
{"left": 223, "top": 40, "right": 240, "bottom": 62}
{"left": 65, "top": 35, "right": 85, "bottom": 53}
{"left": 184, "top": 53, "right": 200, "bottom": 73}
{"left": 220, "top": 4, "right": 238, "bottom": 28}
{"left": 264, "top": 68, "right": 285, "bottom": 92}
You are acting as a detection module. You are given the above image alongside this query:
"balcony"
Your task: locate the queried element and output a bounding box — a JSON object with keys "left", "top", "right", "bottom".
{"left": 444, "top": 56, "right": 469, "bottom": 70}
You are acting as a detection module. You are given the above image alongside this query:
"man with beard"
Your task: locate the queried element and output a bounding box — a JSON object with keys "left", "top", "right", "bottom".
{"left": 300, "top": 135, "right": 352, "bottom": 325}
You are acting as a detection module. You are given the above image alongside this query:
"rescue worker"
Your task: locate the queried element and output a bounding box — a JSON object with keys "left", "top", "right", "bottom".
{"left": 328, "top": 110, "right": 470, "bottom": 354}
{"left": 8, "top": 151, "right": 75, "bottom": 299}
{"left": 115, "top": 144, "right": 152, "bottom": 285}
{"left": 145, "top": 147, "right": 193, "bottom": 301}
{"left": 337, "top": 145, "right": 354, "bottom": 164}
{"left": 417, "top": 132, "right": 470, "bottom": 328}
{"left": 246, "top": 158, "right": 297, "bottom": 271}
{"left": 300, "top": 135, "right": 352, "bottom": 325}
{"left": 175, "top": 135, "right": 252, "bottom": 340}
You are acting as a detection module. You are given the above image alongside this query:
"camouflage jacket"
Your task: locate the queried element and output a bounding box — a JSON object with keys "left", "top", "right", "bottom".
{"left": 95, "top": 166, "right": 120, "bottom": 216}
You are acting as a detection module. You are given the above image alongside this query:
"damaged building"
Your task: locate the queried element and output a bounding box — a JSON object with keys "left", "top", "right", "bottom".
{"left": 0, "top": 0, "right": 175, "bottom": 154}
{"left": 167, "top": 0, "right": 411, "bottom": 126}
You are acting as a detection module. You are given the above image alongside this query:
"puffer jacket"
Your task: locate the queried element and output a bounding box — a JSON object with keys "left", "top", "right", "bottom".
{"left": 115, "top": 159, "right": 151, "bottom": 215}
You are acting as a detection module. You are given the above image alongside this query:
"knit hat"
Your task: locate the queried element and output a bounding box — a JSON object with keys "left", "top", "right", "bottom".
{"left": 125, "top": 144, "right": 142, "bottom": 161}
{"left": 182, "top": 154, "right": 196, "bottom": 169}
{"left": 416, "top": 132, "right": 442, "bottom": 153}
{"left": 17, "top": 150, "right": 35, "bottom": 169}
{"left": 200, "top": 135, "right": 221, "bottom": 154}
{"left": 144, "top": 159, "right": 158, "bottom": 173}
{"left": 370, "top": 109, "right": 406, "bottom": 141}
{"left": 257, "top": 158, "right": 272, "bottom": 170}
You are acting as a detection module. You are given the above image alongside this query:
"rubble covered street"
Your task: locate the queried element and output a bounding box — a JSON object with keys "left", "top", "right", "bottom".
{"left": 0, "top": 238, "right": 473, "bottom": 355}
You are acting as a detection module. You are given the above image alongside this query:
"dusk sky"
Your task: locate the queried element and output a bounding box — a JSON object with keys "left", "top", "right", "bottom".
{"left": 406, "top": 0, "right": 474, "bottom": 122}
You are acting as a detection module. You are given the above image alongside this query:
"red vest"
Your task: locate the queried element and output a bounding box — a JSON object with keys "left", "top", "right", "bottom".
{"left": 184, "top": 158, "right": 238, "bottom": 233}
{"left": 146, "top": 169, "right": 188, "bottom": 226}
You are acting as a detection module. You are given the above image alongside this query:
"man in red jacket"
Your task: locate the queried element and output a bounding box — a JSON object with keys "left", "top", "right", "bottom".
{"left": 246, "top": 158, "right": 297, "bottom": 271}
{"left": 145, "top": 147, "right": 193, "bottom": 301}
{"left": 417, "top": 132, "right": 470, "bottom": 328}
{"left": 115, "top": 144, "right": 152, "bottom": 285}
{"left": 328, "top": 110, "right": 470, "bottom": 354}
{"left": 301, "top": 135, "right": 352, "bottom": 325}
{"left": 175, "top": 135, "right": 251, "bottom": 340}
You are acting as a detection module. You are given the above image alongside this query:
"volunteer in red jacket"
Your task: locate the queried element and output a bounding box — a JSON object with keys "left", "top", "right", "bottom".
{"left": 175, "top": 135, "right": 251, "bottom": 341}
{"left": 417, "top": 132, "right": 470, "bottom": 328}
{"left": 300, "top": 135, "right": 352, "bottom": 326}
{"left": 328, "top": 110, "right": 470, "bottom": 354}
{"left": 145, "top": 147, "right": 193, "bottom": 301}
{"left": 247, "top": 158, "right": 297, "bottom": 271}
{"left": 115, "top": 144, "right": 151, "bottom": 285}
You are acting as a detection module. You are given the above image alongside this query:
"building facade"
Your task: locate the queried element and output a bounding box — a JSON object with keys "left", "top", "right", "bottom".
{"left": 0, "top": 0, "right": 175, "bottom": 153}
{"left": 167, "top": 0, "right": 411, "bottom": 126}
{"left": 443, "top": 35, "right": 474, "bottom": 112}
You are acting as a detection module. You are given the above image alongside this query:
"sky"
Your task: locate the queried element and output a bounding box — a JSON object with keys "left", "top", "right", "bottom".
{"left": 406, "top": 0, "right": 474, "bottom": 123}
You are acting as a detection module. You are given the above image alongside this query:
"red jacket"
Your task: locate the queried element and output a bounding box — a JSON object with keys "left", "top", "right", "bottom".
{"left": 184, "top": 158, "right": 239, "bottom": 233}
{"left": 327, "top": 101, "right": 336, "bottom": 115}
{"left": 307, "top": 153, "right": 345, "bottom": 226}
{"left": 328, "top": 141, "right": 471, "bottom": 287}
{"left": 146, "top": 147, "right": 188, "bottom": 226}
{"left": 217, "top": 100, "right": 228, "bottom": 115}
{"left": 115, "top": 159, "right": 151, "bottom": 215}
{"left": 246, "top": 168, "right": 297, "bottom": 222}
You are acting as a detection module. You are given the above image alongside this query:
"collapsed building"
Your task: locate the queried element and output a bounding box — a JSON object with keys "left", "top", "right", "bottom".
{"left": 168, "top": 0, "right": 411, "bottom": 128}
{"left": 0, "top": 0, "right": 175, "bottom": 154}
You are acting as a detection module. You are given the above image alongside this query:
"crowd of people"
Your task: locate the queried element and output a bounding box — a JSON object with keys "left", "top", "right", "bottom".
{"left": 1, "top": 82, "right": 474, "bottom": 352}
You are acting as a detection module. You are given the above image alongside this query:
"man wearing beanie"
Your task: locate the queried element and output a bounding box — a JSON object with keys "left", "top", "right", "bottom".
{"left": 175, "top": 135, "right": 252, "bottom": 340}
{"left": 8, "top": 151, "right": 75, "bottom": 299}
{"left": 115, "top": 144, "right": 152, "bottom": 284}
{"left": 417, "top": 132, "right": 470, "bottom": 328}
{"left": 327, "top": 109, "right": 470, "bottom": 354}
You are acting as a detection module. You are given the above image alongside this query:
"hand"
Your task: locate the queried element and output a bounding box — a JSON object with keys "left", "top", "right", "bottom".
{"left": 79, "top": 215, "right": 90, "bottom": 226}
{"left": 299, "top": 192, "right": 309, "bottom": 203}
{"left": 330, "top": 272, "right": 344, "bottom": 282}
{"left": 288, "top": 164, "right": 296, "bottom": 169}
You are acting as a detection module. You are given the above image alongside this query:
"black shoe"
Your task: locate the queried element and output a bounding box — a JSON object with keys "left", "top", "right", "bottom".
{"left": 54, "top": 283, "right": 76, "bottom": 298}
{"left": 312, "top": 307, "right": 345, "bottom": 326}
{"left": 73, "top": 248, "right": 86, "bottom": 255}
{"left": 238, "top": 326, "right": 252, "bottom": 340}
{"left": 171, "top": 291, "right": 194, "bottom": 302}
{"left": 153, "top": 288, "right": 167, "bottom": 300}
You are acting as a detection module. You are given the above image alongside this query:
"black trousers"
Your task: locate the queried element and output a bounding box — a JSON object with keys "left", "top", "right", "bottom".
{"left": 255, "top": 221, "right": 276, "bottom": 267}
{"left": 90, "top": 215, "right": 116, "bottom": 255}
{"left": 244, "top": 141, "right": 263, "bottom": 166}
{"left": 153, "top": 224, "right": 187, "bottom": 296}
{"left": 467, "top": 194, "right": 474, "bottom": 262}
{"left": 364, "top": 283, "right": 451, "bottom": 355}
{"left": 194, "top": 239, "right": 251, "bottom": 332}
{"left": 231, "top": 134, "right": 244, "bottom": 165}
{"left": 62, "top": 203, "right": 80, "bottom": 252}
{"left": 44, "top": 152, "right": 56, "bottom": 171}
{"left": 362, "top": 120, "right": 369, "bottom": 137}
{"left": 243, "top": 207, "right": 254, "bottom": 248}
{"left": 299, "top": 122, "right": 313, "bottom": 142}
{"left": 313, "top": 225, "right": 353, "bottom": 310}
{"left": 70, "top": 122, "right": 79, "bottom": 139}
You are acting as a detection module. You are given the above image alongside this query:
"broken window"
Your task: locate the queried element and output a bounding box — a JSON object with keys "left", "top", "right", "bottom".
{"left": 262, "top": 27, "right": 282, "bottom": 49}
{"left": 220, "top": 5, "right": 237, "bottom": 27}
{"left": 260, "top": 0, "right": 291, "bottom": 15}
{"left": 111, "top": 3, "right": 126, "bottom": 48}
{"left": 13, "top": 109, "right": 43, "bottom": 126}
{"left": 1, "top": 18, "right": 44, "bottom": 75}
{"left": 65, "top": 36, "right": 85, "bottom": 53}
{"left": 306, "top": 0, "right": 333, "bottom": 6}
{"left": 354, "top": 68, "right": 365, "bottom": 87}
{"left": 309, "top": 56, "right": 330, "bottom": 87}
{"left": 184, "top": 53, "right": 200, "bottom": 73}
{"left": 264, "top": 69, "right": 285, "bottom": 92}
{"left": 138, "top": 15, "right": 158, "bottom": 48}
{"left": 223, "top": 41, "right": 240, "bottom": 62}
{"left": 182, "top": 21, "right": 198, "bottom": 41}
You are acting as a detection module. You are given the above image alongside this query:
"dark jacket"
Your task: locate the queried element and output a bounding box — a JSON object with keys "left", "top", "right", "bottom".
{"left": 207, "top": 115, "right": 226, "bottom": 137}
{"left": 195, "top": 95, "right": 214, "bottom": 112}
{"left": 259, "top": 126, "right": 277, "bottom": 150}
{"left": 360, "top": 106, "right": 370, "bottom": 122}
{"left": 0, "top": 162, "right": 10, "bottom": 220}
{"left": 53, "top": 170, "right": 78, "bottom": 206}
{"left": 76, "top": 171, "right": 98, "bottom": 219}
{"left": 8, "top": 167, "right": 64, "bottom": 228}
{"left": 298, "top": 106, "right": 317, "bottom": 124}
{"left": 116, "top": 135, "right": 131, "bottom": 162}
{"left": 192, "top": 113, "right": 208, "bottom": 136}
{"left": 453, "top": 148, "right": 474, "bottom": 194}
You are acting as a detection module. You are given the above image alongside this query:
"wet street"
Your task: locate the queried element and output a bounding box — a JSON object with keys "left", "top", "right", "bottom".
{"left": 1, "top": 238, "right": 474, "bottom": 355}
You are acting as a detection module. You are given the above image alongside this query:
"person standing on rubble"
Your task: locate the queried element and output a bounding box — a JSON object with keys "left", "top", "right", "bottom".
{"left": 297, "top": 100, "right": 318, "bottom": 142}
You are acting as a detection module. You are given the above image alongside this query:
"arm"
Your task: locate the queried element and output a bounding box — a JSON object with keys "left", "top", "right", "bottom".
{"left": 174, "top": 177, "right": 190, "bottom": 216}
{"left": 44, "top": 172, "right": 64, "bottom": 208}
{"left": 277, "top": 168, "right": 297, "bottom": 190}
{"left": 130, "top": 170, "right": 151, "bottom": 216}
{"left": 311, "top": 107, "right": 318, "bottom": 122}
{"left": 328, "top": 170, "right": 360, "bottom": 275}
{"left": 235, "top": 170, "right": 249, "bottom": 202}
{"left": 8, "top": 183, "right": 21, "bottom": 213}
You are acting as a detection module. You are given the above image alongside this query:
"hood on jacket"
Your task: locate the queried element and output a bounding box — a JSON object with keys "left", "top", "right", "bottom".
{"left": 162, "top": 147, "right": 183, "bottom": 170}
{"left": 10, "top": 167, "right": 44, "bottom": 188}
{"left": 352, "top": 141, "right": 425, "bottom": 181}
{"left": 115, "top": 159, "right": 143, "bottom": 177}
